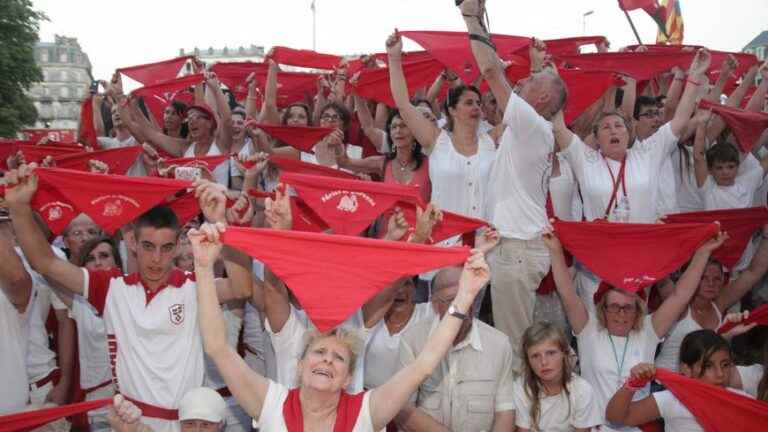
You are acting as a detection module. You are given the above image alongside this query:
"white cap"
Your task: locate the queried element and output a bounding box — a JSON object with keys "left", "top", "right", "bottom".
{"left": 178, "top": 387, "right": 226, "bottom": 423}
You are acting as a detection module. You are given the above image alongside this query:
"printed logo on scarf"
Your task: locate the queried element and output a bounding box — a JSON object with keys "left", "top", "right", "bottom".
{"left": 169, "top": 304, "right": 184, "bottom": 325}
{"left": 92, "top": 195, "right": 140, "bottom": 217}
{"left": 40, "top": 201, "right": 73, "bottom": 221}
{"left": 320, "top": 190, "right": 376, "bottom": 214}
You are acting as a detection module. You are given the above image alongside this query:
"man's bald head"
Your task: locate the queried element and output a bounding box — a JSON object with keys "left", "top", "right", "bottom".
{"left": 517, "top": 70, "right": 568, "bottom": 120}
{"left": 431, "top": 266, "right": 463, "bottom": 296}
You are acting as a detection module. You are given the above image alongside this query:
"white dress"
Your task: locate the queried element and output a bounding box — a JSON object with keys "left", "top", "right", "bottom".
{"left": 655, "top": 304, "right": 721, "bottom": 373}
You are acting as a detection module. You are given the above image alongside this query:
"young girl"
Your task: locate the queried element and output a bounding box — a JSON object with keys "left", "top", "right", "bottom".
{"left": 512, "top": 322, "right": 602, "bottom": 431}
{"left": 606, "top": 329, "right": 750, "bottom": 431}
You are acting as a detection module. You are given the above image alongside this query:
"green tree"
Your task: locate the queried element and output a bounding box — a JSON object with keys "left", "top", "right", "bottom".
{"left": 0, "top": 0, "right": 46, "bottom": 137}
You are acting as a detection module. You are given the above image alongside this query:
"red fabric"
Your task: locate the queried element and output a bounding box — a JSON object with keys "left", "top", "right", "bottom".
{"left": 238, "top": 69, "right": 319, "bottom": 108}
{"left": 281, "top": 172, "right": 422, "bottom": 236}
{"left": 663, "top": 207, "right": 768, "bottom": 268}
{"left": 537, "top": 253, "right": 573, "bottom": 295}
{"left": 118, "top": 56, "right": 192, "bottom": 86}
{"left": 698, "top": 100, "right": 768, "bottom": 153}
{"left": 53, "top": 146, "right": 143, "bottom": 175}
{"left": 221, "top": 226, "right": 470, "bottom": 331}
{"left": 593, "top": 280, "right": 647, "bottom": 304}
{"left": 209, "top": 62, "right": 269, "bottom": 100}
{"left": 352, "top": 57, "right": 445, "bottom": 108}
{"left": 132, "top": 73, "right": 204, "bottom": 100}
{"left": 557, "top": 51, "right": 696, "bottom": 81}
{"left": 269, "top": 46, "right": 343, "bottom": 70}
{"left": 158, "top": 155, "right": 230, "bottom": 175}
{"left": 78, "top": 95, "right": 98, "bottom": 148}
{"left": 35, "top": 168, "right": 191, "bottom": 234}
{"left": 0, "top": 181, "right": 79, "bottom": 236}
{"left": 269, "top": 156, "right": 357, "bottom": 179}
{"left": 246, "top": 189, "right": 329, "bottom": 233}
{"left": 255, "top": 124, "right": 335, "bottom": 153}
{"left": 552, "top": 219, "right": 719, "bottom": 292}
{"left": 398, "top": 202, "right": 488, "bottom": 245}
{"left": 283, "top": 388, "right": 365, "bottom": 432}
{"left": 400, "top": 31, "right": 531, "bottom": 84}
{"left": 655, "top": 368, "right": 768, "bottom": 432}
{"left": 15, "top": 144, "right": 82, "bottom": 164}
{"left": 718, "top": 304, "right": 768, "bottom": 334}
{"left": 0, "top": 398, "right": 111, "bottom": 431}
{"left": 165, "top": 191, "right": 201, "bottom": 228}
{"left": 618, "top": 0, "right": 658, "bottom": 11}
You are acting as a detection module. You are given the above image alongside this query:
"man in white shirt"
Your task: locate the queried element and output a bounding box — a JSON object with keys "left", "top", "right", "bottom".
{"left": 97, "top": 104, "right": 146, "bottom": 177}
{"left": 460, "top": 0, "right": 568, "bottom": 369}
{"left": 6, "top": 166, "right": 254, "bottom": 432}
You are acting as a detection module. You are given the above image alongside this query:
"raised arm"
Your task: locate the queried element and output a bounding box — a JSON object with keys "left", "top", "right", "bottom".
{"left": 693, "top": 111, "right": 710, "bottom": 188}
{"left": 746, "top": 62, "right": 768, "bottom": 113}
{"left": 670, "top": 49, "right": 712, "bottom": 138}
{"left": 652, "top": 232, "right": 726, "bottom": 336}
{"left": 0, "top": 222, "right": 32, "bottom": 310}
{"left": 260, "top": 185, "right": 293, "bottom": 331}
{"left": 542, "top": 230, "right": 588, "bottom": 333}
{"left": 620, "top": 76, "right": 638, "bottom": 120}
{"left": 369, "top": 251, "right": 488, "bottom": 430}
{"left": 5, "top": 165, "right": 85, "bottom": 293}
{"left": 387, "top": 33, "right": 440, "bottom": 154}
{"left": 460, "top": 0, "right": 512, "bottom": 112}
{"left": 717, "top": 226, "right": 768, "bottom": 312}
{"left": 259, "top": 60, "right": 281, "bottom": 125}
{"left": 605, "top": 363, "right": 661, "bottom": 426}
{"left": 552, "top": 110, "right": 576, "bottom": 152}
{"left": 663, "top": 68, "right": 686, "bottom": 123}
{"left": 353, "top": 95, "right": 386, "bottom": 152}
{"left": 190, "top": 222, "right": 269, "bottom": 419}
{"left": 118, "top": 97, "right": 187, "bottom": 157}
{"left": 205, "top": 73, "right": 234, "bottom": 153}
{"left": 704, "top": 55, "right": 738, "bottom": 103}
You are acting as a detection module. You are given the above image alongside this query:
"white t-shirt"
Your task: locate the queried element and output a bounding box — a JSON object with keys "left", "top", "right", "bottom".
{"left": 699, "top": 154, "right": 764, "bottom": 211}
{"left": 430, "top": 129, "right": 496, "bottom": 220}
{"left": 265, "top": 306, "right": 366, "bottom": 393}
{"left": 184, "top": 141, "right": 229, "bottom": 186}
{"left": 655, "top": 304, "right": 721, "bottom": 373}
{"left": 487, "top": 93, "right": 553, "bottom": 239}
{"left": 254, "top": 380, "right": 375, "bottom": 431}
{"left": 301, "top": 144, "right": 363, "bottom": 166}
{"left": 363, "top": 303, "right": 435, "bottom": 389}
{"left": 204, "top": 309, "right": 242, "bottom": 397}
{"left": 68, "top": 297, "right": 112, "bottom": 389}
{"left": 654, "top": 150, "right": 679, "bottom": 217}
{"left": 97, "top": 135, "right": 146, "bottom": 177}
{"left": 737, "top": 364, "right": 764, "bottom": 397}
{"left": 0, "top": 288, "right": 29, "bottom": 414}
{"left": 512, "top": 374, "right": 602, "bottom": 432}
{"left": 563, "top": 123, "right": 678, "bottom": 223}
{"left": 576, "top": 314, "right": 661, "bottom": 432}
{"left": 671, "top": 146, "right": 704, "bottom": 213}
{"left": 550, "top": 155, "right": 578, "bottom": 221}
{"left": 654, "top": 388, "right": 752, "bottom": 432}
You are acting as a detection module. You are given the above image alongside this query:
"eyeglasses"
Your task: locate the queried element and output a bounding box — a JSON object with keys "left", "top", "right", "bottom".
{"left": 67, "top": 228, "right": 100, "bottom": 239}
{"left": 603, "top": 303, "right": 637, "bottom": 314}
{"left": 186, "top": 112, "right": 210, "bottom": 122}
{"left": 320, "top": 113, "right": 341, "bottom": 122}
{"left": 638, "top": 109, "right": 663, "bottom": 119}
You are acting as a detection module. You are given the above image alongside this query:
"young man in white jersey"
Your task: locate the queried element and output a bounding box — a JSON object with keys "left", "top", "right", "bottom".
{"left": 5, "top": 164, "right": 254, "bottom": 432}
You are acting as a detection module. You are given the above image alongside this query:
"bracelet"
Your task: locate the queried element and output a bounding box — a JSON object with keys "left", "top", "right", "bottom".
{"left": 687, "top": 78, "right": 701, "bottom": 86}
{"left": 469, "top": 33, "right": 496, "bottom": 51}
{"left": 674, "top": 77, "right": 685, "bottom": 82}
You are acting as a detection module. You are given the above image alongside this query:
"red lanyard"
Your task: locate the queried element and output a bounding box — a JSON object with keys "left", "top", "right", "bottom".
{"left": 602, "top": 154, "right": 627, "bottom": 219}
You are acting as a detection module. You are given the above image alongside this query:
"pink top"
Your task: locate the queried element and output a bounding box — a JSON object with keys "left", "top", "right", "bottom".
{"left": 379, "top": 158, "right": 432, "bottom": 239}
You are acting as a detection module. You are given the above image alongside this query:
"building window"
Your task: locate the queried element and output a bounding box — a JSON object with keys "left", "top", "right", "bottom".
{"left": 60, "top": 87, "right": 69, "bottom": 98}
{"left": 59, "top": 51, "right": 68, "bottom": 63}
{"left": 758, "top": 46, "right": 766, "bottom": 61}
{"left": 41, "top": 50, "right": 49, "bottom": 62}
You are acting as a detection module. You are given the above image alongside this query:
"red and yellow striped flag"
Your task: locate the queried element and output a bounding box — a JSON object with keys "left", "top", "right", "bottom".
{"left": 656, "top": 0, "right": 684, "bottom": 44}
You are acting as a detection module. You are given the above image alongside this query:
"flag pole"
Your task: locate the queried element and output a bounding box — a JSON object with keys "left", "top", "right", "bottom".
{"left": 622, "top": 10, "right": 643, "bottom": 45}
{"left": 311, "top": 1, "right": 317, "bottom": 51}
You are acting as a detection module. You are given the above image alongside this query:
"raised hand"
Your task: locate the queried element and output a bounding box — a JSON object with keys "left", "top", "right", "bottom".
{"left": 226, "top": 194, "right": 254, "bottom": 226}
{"left": 688, "top": 48, "right": 712, "bottom": 80}
{"left": 529, "top": 38, "right": 548, "bottom": 72}
{"left": 384, "top": 207, "right": 410, "bottom": 241}
{"left": 264, "top": 184, "right": 292, "bottom": 230}
{"left": 385, "top": 31, "right": 403, "bottom": 58}
{"left": 194, "top": 179, "right": 228, "bottom": 223}
{"left": 541, "top": 227, "right": 563, "bottom": 252}
{"left": 187, "top": 222, "right": 225, "bottom": 270}
{"left": 476, "top": 227, "right": 500, "bottom": 254}
{"left": 412, "top": 202, "right": 443, "bottom": 243}
{"left": 698, "top": 229, "right": 729, "bottom": 254}
{"left": 3, "top": 163, "right": 39, "bottom": 207}
{"left": 458, "top": 0, "right": 484, "bottom": 17}
{"left": 721, "top": 310, "right": 758, "bottom": 340}
{"left": 456, "top": 250, "right": 490, "bottom": 307}
{"left": 626, "top": 363, "right": 655, "bottom": 390}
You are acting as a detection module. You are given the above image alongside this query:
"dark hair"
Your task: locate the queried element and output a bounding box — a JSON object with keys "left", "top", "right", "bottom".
{"left": 680, "top": 329, "right": 731, "bottom": 377}
{"left": 133, "top": 205, "right": 180, "bottom": 238}
{"left": 442, "top": 85, "right": 482, "bottom": 132}
{"left": 231, "top": 106, "right": 247, "bottom": 119}
{"left": 633, "top": 95, "right": 665, "bottom": 120}
{"left": 411, "top": 97, "right": 432, "bottom": 111}
{"left": 164, "top": 101, "right": 189, "bottom": 138}
{"left": 76, "top": 236, "right": 124, "bottom": 272}
{"left": 281, "top": 103, "right": 312, "bottom": 126}
{"left": 384, "top": 110, "right": 425, "bottom": 170}
{"left": 318, "top": 101, "right": 351, "bottom": 131}
{"left": 705, "top": 142, "right": 740, "bottom": 169}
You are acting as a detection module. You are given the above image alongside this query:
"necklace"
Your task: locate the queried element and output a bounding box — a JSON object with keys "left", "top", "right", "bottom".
{"left": 396, "top": 158, "right": 413, "bottom": 172}
{"left": 608, "top": 333, "right": 630, "bottom": 387}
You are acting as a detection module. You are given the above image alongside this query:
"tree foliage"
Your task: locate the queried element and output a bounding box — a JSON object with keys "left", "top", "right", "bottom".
{"left": 0, "top": 0, "right": 47, "bottom": 137}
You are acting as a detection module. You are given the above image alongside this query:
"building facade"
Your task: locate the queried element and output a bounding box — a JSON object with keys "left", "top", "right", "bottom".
{"left": 27, "top": 35, "right": 93, "bottom": 129}
{"left": 179, "top": 44, "right": 266, "bottom": 68}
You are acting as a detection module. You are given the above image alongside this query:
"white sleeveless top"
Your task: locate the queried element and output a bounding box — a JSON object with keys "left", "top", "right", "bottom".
{"left": 0, "top": 289, "right": 28, "bottom": 414}
{"left": 184, "top": 141, "right": 229, "bottom": 186}
{"left": 429, "top": 129, "right": 496, "bottom": 219}
{"left": 656, "top": 303, "right": 722, "bottom": 373}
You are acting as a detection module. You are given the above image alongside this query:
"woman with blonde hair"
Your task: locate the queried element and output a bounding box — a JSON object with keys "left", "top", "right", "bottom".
{"left": 513, "top": 321, "right": 601, "bottom": 431}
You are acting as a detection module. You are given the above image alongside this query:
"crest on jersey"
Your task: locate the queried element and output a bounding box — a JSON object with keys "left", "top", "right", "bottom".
{"left": 169, "top": 303, "right": 184, "bottom": 325}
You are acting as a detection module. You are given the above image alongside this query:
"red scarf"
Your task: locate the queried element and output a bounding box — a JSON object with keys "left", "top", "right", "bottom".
{"left": 156, "top": 155, "right": 230, "bottom": 176}
{"left": 15, "top": 144, "right": 82, "bottom": 164}
{"left": 397, "top": 202, "right": 487, "bottom": 245}
{"left": 118, "top": 56, "right": 192, "bottom": 86}
{"left": 210, "top": 62, "right": 270, "bottom": 100}
{"left": 663, "top": 207, "right": 768, "bottom": 268}
{"left": 165, "top": 191, "right": 202, "bottom": 228}
{"left": 557, "top": 51, "right": 696, "bottom": 81}
{"left": 78, "top": 95, "right": 99, "bottom": 149}
{"left": 35, "top": 168, "right": 191, "bottom": 234}
{"left": 132, "top": 73, "right": 205, "bottom": 100}
{"left": 0, "top": 183, "right": 78, "bottom": 236}
{"left": 0, "top": 398, "right": 111, "bottom": 431}
{"left": 242, "top": 69, "right": 320, "bottom": 108}
{"left": 655, "top": 368, "right": 768, "bottom": 432}
{"left": 283, "top": 388, "right": 365, "bottom": 432}
{"left": 718, "top": 303, "right": 768, "bottom": 334}
{"left": 552, "top": 219, "right": 719, "bottom": 292}
{"left": 53, "top": 146, "right": 143, "bottom": 175}
{"left": 221, "top": 227, "right": 470, "bottom": 332}
{"left": 352, "top": 57, "right": 445, "bottom": 108}
{"left": 281, "top": 172, "right": 422, "bottom": 236}
{"left": 698, "top": 100, "right": 768, "bottom": 153}
{"left": 246, "top": 189, "right": 330, "bottom": 233}
{"left": 255, "top": 124, "right": 335, "bottom": 153}
{"left": 269, "top": 156, "right": 357, "bottom": 179}
{"left": 269, "top": 46, "right": 343, "bottom": 70}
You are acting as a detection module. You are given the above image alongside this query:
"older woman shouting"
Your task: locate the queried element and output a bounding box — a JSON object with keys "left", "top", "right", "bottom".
{"left": 189, "top": 222, "right": 489, "bottom": 431}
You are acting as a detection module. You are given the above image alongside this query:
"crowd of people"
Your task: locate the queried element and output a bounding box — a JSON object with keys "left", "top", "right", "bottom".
{"left": 2, "top": 1, "right": 768, "bottom": 431}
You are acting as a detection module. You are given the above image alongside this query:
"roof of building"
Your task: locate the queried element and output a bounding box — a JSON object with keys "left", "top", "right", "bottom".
{"left": 744, "top": 31, "right": 768, "bottom": 50}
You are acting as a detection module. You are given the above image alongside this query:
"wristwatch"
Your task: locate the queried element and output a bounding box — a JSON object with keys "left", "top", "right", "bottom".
{"left": 447, "top": 304, "right": 468, "bottom": 320}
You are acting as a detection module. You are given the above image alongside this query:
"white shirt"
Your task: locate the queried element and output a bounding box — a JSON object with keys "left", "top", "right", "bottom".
{"left": 655, "top": 149, "right": 679, "bottom": 217}
{"left": 671, "top": 146, "right": 704, "bottom": 213}
{"left": 700, "top": 154, "right": 764, "bottom": 211}
{"left": 0, "top": 288, "right": 29, "bottom": 414}
{"left": 204, "top": 309, "right": 242, "bottom": 392}
{"left": 254, "top": 380, "right": 375, "bottom": 431}
{"left": 97, "top": 135, "right": 146, "bottom": 177}
{"left": 512, "top": 374, "right": 602, "bottom": 432}
{"left": 430, "top": 129, "right": 496, "bottom": 220}
{"left": 265, "top": 305, "right": 366, "bottom": 393}
{"left": 301, "top": 144, "right": 363, "bottom": 166}
{"left": 550, "top": 155, "right": 578, "bottom": 221}
{"left": 654, "top": 388, "right": 752, "bottom": 432}
{"left": 564, "top": 123, "right": 678, "bottom": 223}
{"left": 737, "top": 364, "right": 764, "bottom": 397}
{"left": 83, "top": 268, "right": 204, "bottom": 432}
{"left": 487, "top": 93, "right": 553, "bottom": 239}
{"left": 576, "top": 314, "right": 661, "bottom": 432}
{"left": 363, "top": 303, "right": 435, "bottom": 389}
{"left": 655, "top": 304, "right": 721, "bottom": 373}
{"left": 68, "top": 297, "right": 112, "bottom": 389}
{"left": 184, "top": 141, "right": 229, "bottom": 186}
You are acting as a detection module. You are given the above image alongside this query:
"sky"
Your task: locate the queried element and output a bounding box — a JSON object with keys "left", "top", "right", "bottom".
{"left": 32, "top": 0, "right": 768, "bottom": 80}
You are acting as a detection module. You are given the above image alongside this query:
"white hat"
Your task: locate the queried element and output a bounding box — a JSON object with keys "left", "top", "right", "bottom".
{"left": 178, "top": 387, "right": 226, "bottom": 423}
